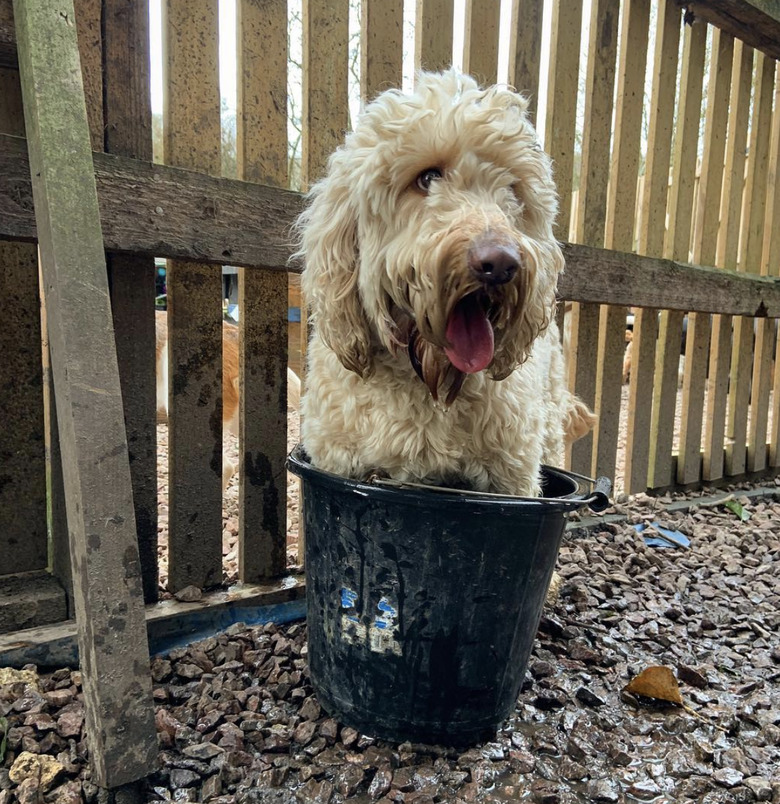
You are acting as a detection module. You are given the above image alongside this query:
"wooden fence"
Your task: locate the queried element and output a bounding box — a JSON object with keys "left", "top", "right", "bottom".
{"left": 1, "top": 0, "right": 780, "bottom": 794}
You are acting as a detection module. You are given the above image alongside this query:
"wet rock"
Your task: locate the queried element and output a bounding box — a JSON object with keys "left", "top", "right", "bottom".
{"left": 296, "top": 778, "right": 333, "bottom": 803}
{"left": 335, "top": 765, "right": 365, "bottom": 796}
{"left": 575, "top": 686, "right": 606, "bottom": 707}
{"left": 712, "top": 767, "right": 744, "bottom": 788}
{"left": 8, "top": 753, "right": 64, "bottom": 792}
{"left": 744, "top": 776, "right": 773, "bottom": 801}
{"left": 368, "top": 767, "right": 393, "bottom": 800}
{"left": 587, "top": 778, "right": 620, "bottom": 802}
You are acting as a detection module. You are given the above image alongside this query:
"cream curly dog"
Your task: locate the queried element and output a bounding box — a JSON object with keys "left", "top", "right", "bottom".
{"left": 298, "top": 71, "right": 594, "bottom": 495}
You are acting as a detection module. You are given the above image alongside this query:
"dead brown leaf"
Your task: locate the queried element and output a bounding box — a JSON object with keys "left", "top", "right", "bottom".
{"left": 624, "top": 665, "right": 684, "bottom": 706}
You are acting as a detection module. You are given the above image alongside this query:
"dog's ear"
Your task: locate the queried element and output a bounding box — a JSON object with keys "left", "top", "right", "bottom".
{"left": 297, "top": 156, "right": 373, "bottom": 378}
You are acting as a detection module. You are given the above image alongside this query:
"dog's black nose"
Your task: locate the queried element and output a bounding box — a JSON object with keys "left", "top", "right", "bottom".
{"left": 468, "top": 242, "right": 520, "bottom": 286}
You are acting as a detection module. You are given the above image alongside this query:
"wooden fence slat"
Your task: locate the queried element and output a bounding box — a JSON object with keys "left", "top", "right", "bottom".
{"left": 543, "top": 0, "right": 582, "bottom": 241}
{"left": 361, "top": 0, "right": 403, "bottom": 101}
{"left": 463, "top": 0, "right": 500, "bottom": 85}
{"left": 14, "top": 0, "right": 156, "bottom": 786}
{"left": 648, "top": 19, "right": 706, "bottom": 489}
{"left": 704, "top": 40, "right": 753, "bottom": 480}
{"left": 737, "top": 53, "right": 774, "bottom": 473}
{"left": 302, "top": 0, "right": 349, "bottom": 188}
{"left": 624, "top": 0, "right": 681, "bottom": 494}
{"left": 678, "top": 27, "right": 733, "bottom": 484}
{"left": 0, "top": 67, "right": 47, "bottom": 579}
{"left": 74, "top": 0, "right": 102, "bottom": 151}
{"left": 566, "top": 0, "right": 619, "bottom": 477}
{"left": 766, "top": 79, "right": 780, "bottom": 467}
{"left": 747, "top": 58, "right": 777, "bottom": 472}
{"left": 164, "top": 0, "right": 224, "bottom": 592}
{"left": 595, "top": 0, "right": 650, "bottom": 483}
{"left": 547, "top": 0, "right": 583, "bottom": 472}
{"left": 103, "top": 0, "right": 158, "bottom": 604}
{"left": 238, "top": 271, "right": 288, "bottom": 580}
{"left": 507, "top": 0, "right": 543, "bottom": 121}
{"left": 415, "top": 0, "right": 454, "bottom": 73}
{"left": 237, "top": 0, "right": 288, "bottom": 582}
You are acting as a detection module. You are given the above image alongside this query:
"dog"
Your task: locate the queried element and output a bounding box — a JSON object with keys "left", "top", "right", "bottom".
{"left": 297, "top": 71, "right": 595, "bottom": 497}
{"left": 155, "top": 310, "right": 300, "bottom": 489}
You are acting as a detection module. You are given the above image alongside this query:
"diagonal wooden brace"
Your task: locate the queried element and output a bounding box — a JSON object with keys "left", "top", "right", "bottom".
{"left": 12, "top": 0, "right": 157, "bottom": 788}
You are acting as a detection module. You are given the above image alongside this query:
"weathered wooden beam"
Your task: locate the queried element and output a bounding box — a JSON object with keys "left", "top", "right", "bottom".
{"left": 0, "top": 133, "right": 303, "bottom": 268}
{"left": 0, "top": 577, "right": 305, "bottom": 668}
{"left": 558, "top": 243, "right": 780, "bottom": 318}
{"left": 4, "top": 133, "right": 780, "bottom": 317}
{"left": 13, "top": 0, "right": 156, "bottom": 788}
{"left": 676, "top": 0, "right": 780, "bottom": 60}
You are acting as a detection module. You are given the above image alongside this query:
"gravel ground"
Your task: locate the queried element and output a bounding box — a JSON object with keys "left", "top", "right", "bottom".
{"left": 2, "top": 480, "right": 779, "bottom": 803}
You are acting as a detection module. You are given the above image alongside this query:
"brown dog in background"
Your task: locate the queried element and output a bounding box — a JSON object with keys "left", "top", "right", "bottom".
{"left": 155, "top": 311, "right": 300, "bottom": 489}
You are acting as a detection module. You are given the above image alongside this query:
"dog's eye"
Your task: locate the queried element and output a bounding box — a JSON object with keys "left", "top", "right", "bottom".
{"left": 416, "top": 168, "right": 443, "bottom": 192}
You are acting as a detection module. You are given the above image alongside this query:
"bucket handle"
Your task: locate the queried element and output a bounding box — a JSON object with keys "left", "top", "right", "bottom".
{"left": 370, "top": 471, "right": 612, "bottom": 513}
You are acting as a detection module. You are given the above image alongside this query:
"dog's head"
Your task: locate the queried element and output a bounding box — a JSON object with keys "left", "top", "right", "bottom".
{"left": 297, "top": 70, "right": 564, "bottom": 402}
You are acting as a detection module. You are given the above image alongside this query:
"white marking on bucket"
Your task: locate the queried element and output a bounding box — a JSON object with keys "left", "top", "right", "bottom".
{"left": 338, "top": 588, "right": 402, "bottom": 655}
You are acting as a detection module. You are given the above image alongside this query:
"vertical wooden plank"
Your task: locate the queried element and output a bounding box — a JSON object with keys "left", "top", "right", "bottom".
{"left": 595, "top": 0, "right": 650, "bottom": 483}
{"left": 300, "top": 0, "right": 349, "bottom": 565}
{"left": 543, "top": 0, "right": 582, "bottom": 242}
{"left": 566, "top": 0, "right": 619, "bottom": 477}
{"left": 543, "top": 0, "right": 582, "bottom": 472}
{"left": 237, "top": 0, "right": 288, "bottom": 581}
{"left": 508, "top": 0, "right": 543, "bottom": 121}
{"left": 164, "top": 0, "right": 223, "bottom": 592}
{"left": 463, "top": 0, "right": 500, "bottom": 85}
{"left": 677, "top": 27, "right": 733, "bottom": 485}
{"left": 624, "top": 0, "right": 681, "bottom": 494}
{"left": 0, "top": 67, "right": 47, "bottom": 578}
{"left": 704, "top": 40, "right": 753, "bottom": 481}
{"left": 361, "top": 0, "right": 403, "bottom": 101}
{"left": 647, "top": 19, "right": 706, "bottom": 489}
{"left": 74, "top": 0, "right": 102, "bottom": 150}
{"left": 302, "top": 0, "right": 349, "bottom": 188}
{"left": 103, "top": 0, "right": 158, "bottom": 604}
{"left": 14, "top": 0, "right": 156, "bottom": 786}
{"left": 414, "top": 0, "right": 454, "bottom": 73}
{"left": 767, "top": 80, "right": 780, "bottom": 467}
{"left": 736, "top": 53, "right": 774, "bottom": 474}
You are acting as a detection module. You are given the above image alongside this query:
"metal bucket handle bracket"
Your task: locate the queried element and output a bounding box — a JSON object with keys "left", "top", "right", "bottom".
{"left": 571, "top": 474, "right": 612, "bottom": 513}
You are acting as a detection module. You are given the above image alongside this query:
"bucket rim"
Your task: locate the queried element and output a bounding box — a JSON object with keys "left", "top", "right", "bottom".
{"left": 287, "top": 445, "right": 610, "bottom": 513}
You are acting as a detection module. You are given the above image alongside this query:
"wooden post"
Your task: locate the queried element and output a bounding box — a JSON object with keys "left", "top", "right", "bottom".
{"left": 463, "top": 0, "right": 499, "bottom": 86}
{"left": 648, "top": 19, "right": 706, "bottom": 489}
{"left": 624, "top": 0, "right": 680, "bottom": 494}
{"left": 565, "top": 0, "right": 619, "bottom": 477}
{"left": 236, "top": 0, "right": 289, "bottom": 581}
{"left": 678, "top": 28, "right": 733, "bottom": 485}
{"left": 596, "top": 0, "right": 650, "bottom": 484}
{"left": 300, "top": 0, "right": 350, "bottom": 564}
{"left": 13, "top": 0, "right": 156, "bottom": 787}
{"left": 508, "top": 0, "right": 543, "bottom": 122}
{"left": 414, "top": 0, "right": 454, "bottom": 73}
{"left": 361, "top": 0, "right": 403, "bottom": 101}
{"left": 0, "top": 66, "right": 47, "bottom": 581}
{"left": 103, "top": 0, "right": 158, "bottom": 603}
{"left": 705, "top": 41, "right": 753, "bottom": 481}
{"left": 163, "top": 0, "right": 224, "bottom": 592}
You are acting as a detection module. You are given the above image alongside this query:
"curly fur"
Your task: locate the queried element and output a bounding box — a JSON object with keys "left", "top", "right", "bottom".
{"left": 297, "top": 71, "right": 594, "bottom": 496}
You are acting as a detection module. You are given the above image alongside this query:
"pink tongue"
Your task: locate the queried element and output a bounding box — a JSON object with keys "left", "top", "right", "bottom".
{"left": 444, "top": 295, "right": 494, "bottom": 374}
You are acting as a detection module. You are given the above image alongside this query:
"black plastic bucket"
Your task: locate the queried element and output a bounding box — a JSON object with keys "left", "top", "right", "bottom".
{"left": 288, "top": 446, "right": 610, "bottom": 745}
